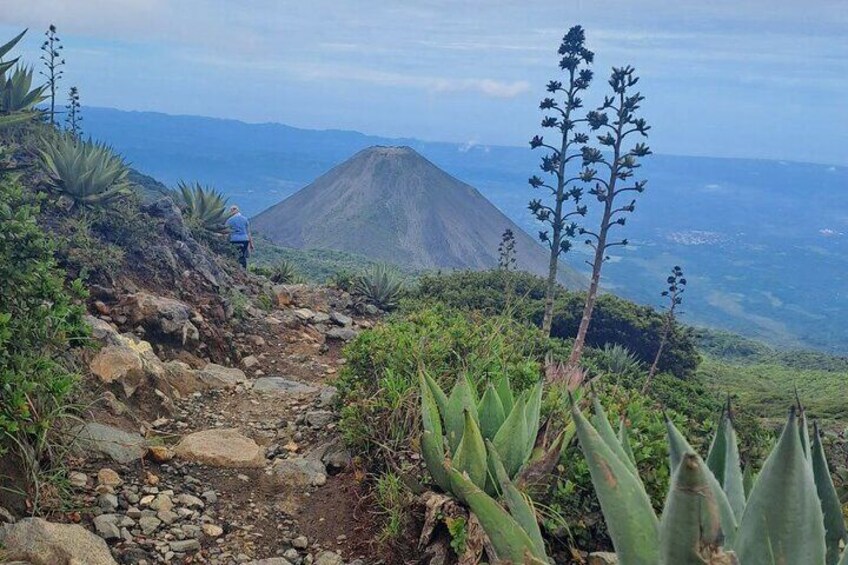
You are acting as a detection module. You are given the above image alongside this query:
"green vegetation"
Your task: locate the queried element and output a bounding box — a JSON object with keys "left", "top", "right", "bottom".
{"left": 569, "top": 399, "right": 848, "bottom": 565}
{"left": 0, "top": 30, "right": 46, "bottom": 127}
{"left": 337, "top": 306, "right": 566, "bottom": 472}
{"left": 172, "top": 180, "right": 229, "bottom": 235}
{"left": 0, "top": 176, "right": 88, "bottom": 511}
{"left": 412, "top": 270, "right": 700, "bottom": 379}
{"left": 352, "top": 264, "right": 406, "bottom": 311}
{"left": 39, "top": 133, "right": 132, "bottom": 208}
{"left": 251, "top": 258, "right": 304, "bottom": 284}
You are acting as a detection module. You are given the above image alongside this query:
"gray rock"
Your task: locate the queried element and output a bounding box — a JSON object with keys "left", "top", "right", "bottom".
{"left": 291, "top": 535, "right": 309, "bottom": 549}
{"left": 174, "top": 428, "right": 264, "bottom": 468}
{"left": 0, "top": 517, "right": 117, "bottom": 564}
{"left": 72, "top": 422, "right": 146, "bottom": 464}
{"left": 314, "top": 551, "right": 344, "bottom": 565}
{"left": 293, "top": 308, "right": 315, "bottom": 321}
{"left": 272, "top": 458, "right": 327, "bottom": 487}
{"left": 329, "top": 311, "right": 352, "bottom": 327}
{"left": 0, "top": 505, "right": 16, "bottom": 523}
{"left": 312, "top": 312, "right": 331, "bottom": 324}
{"left": 169, "top": 538, "right": 201, "bottom": 552}
{"left": 305, "top": 410, "right": 335, "bottom": 428}
{"left": 138, "top": 515, "right": 162, "bottom": 535}
{"left": 157, "top": 509, "right": 179, "bottom": 525}
{"left": 98, "top": 493, "right": 119, "bottom": 512}
{"left": 325, "top": 327, "right": 357, "bottom": 341}
{"left": 84, "top": 315, "right": 121, "bottom": 345}
{"left": 177, "top": 493, "right": 205, "bottom": 508}
{"left": 242, "top": 355, "right": 260, "bottom": 369}
{"left": 198, "top": 363, "right": 246, "bottom": 389}
{"left": 92, "top": 514, "right": 121, "bottom": 540}
{"left": 588, "top": 552, "right": 619, "bottom": 565}
{"left": 68, "top": 471, "right": 88, "bottom": 488}
{"left": 244, "top": 559, "right": 293, "bottom": 565}
{"left": 253, "top": 377, "right": 318, "bottom": 395}
{"left": 317, "top": 386, "right": 338, "bottom": 407}
{"left": 122, "top": 291, "right": 200, "bottom": 343}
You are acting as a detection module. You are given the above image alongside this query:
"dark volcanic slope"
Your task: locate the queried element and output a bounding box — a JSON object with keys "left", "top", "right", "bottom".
{"left": 252, "top": 146, "right": 584, "bottom": 287}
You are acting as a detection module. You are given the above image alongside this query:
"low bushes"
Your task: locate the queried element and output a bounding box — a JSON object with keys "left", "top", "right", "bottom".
{"left": 410, "top": 270, "right": 701, "bottom": 379}
{"left": 336, "top": 306, "right": 567, "bottom": 472}
{"left": 0, "top": 176, "right": 88, "bottom": 510}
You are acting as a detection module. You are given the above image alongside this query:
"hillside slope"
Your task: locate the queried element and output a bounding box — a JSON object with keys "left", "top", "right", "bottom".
{"left": 252, "top": 146, "right": 584, "bottom": 287}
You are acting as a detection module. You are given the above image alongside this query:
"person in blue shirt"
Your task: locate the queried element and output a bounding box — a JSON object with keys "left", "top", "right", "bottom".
{"left": 225, "top": 205, "right": 253, "bottom": 269}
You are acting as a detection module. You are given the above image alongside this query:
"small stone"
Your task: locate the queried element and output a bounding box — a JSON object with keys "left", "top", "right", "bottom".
{"left": 291, "top": 535, "right": 309, "bottom": 549}
{"left": 98, "top": 493, "right": 119, "bottom": 512}
{"left": 242, "top": 355, "right": 259, "bottom": 369}
{"left": 139, "top": 515, "right": 162, "bottom": 535}
{"left": 317, "top": 387, "right": 338, "bottom": 407}
{"left": 202, "top": 523, "right": 224, "bottom": 538}
{"left": 330, "top": 312, "right": 352, "bottom": 327}
{"left": 68, "top": 471, "right": 89, "bottom": 488}
{"left": 97, "top": 468, "right": 123, "bottom": 488}
{"left": 148, "top": 493, "right": 173, "bottom": 512}
{"left": 314, "top": 551, "right": 344, "bottom": 565}
{"left": 325, "top": 327, "right": 357, "bottom": 341}
{"left": 201, "top": 490, "right": 218, "bottom": 504}
{"left": 92, "top": 514, "right": 121, "bottom": 540}
{"left": 170, "top": 538, "right": 201, "bottom": 552}
{"left": 147, "top": 445, "right": 174, "bottom": 463}
{"left": 157, "top": 509, "right": 179, "bottom": 525}
{"left": 176, "top": 493, "right": 205, "bottom": 508}
{"left": 293, "top": 308, "right": 314, "bottom": 321}
{"left": 305, "top": 410, "right": 335, "bottom": 428}
{"left": 588, "top": 552, "right": 619, "bottom": 565}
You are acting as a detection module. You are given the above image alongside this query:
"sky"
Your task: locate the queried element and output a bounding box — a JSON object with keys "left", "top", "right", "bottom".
{"left": 2, "top": 1, "right": 847, "bottom": 165}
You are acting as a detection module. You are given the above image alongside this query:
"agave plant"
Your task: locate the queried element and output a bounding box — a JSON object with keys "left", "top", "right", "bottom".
{"left": 172, "top": 180, "right": 229, "bottom": 235}
{"left": 268, "top": 259, "right": 301, "bottom": 284}
{"left": 420, "top": 372, "right": 572, "bottom": 498}
{"left": 352, "top": 264, "right": 405, "bottom": 311}
{"left": 39, "top": 134, "right": 131, "bottom": 207}
{"left": 571, "top": 397, "right": 848, "bottom": 565}
{"left": 593, "top": 343, "right": 643, "bottom": 375}
{"left": 0, "top": 30, "right": 44, "bottom": 128}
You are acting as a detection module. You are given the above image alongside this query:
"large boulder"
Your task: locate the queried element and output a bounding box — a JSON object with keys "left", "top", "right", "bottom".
{"left": 84, "top": 315, "right": 122, "bottom": 345}
{"left": 121, "top": 292, "right": 200, "bottom": 344}
{"left": 0, "top": 517, "right": 117, "bottom": 565}
{"left": 73, "top": 422, "right": 147, "bottom": 464}
{"left": 161, "top": 360, "right": 206, "bottom": 397}
{"left": 174, "top": 428, "right": 263, "bottom": 468}
{"left": 89, "top": 345, "right": 145, "bottom": 394}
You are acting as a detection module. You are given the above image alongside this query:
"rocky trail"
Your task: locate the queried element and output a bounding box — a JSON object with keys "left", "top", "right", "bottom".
{"left": 0, "top": 284, "right": 389, "bottom": 565}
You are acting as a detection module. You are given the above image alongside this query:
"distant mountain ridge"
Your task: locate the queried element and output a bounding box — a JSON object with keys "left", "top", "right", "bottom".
{"left": 253, "top": 146, "right": 584, "bottom": 287}
{"left": 83, "top": 106, "right": 848, "bottom": 353}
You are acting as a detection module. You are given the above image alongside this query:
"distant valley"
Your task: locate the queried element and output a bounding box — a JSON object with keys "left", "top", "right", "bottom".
{"left": 84, "top": 107, "right": 848, "bottom": 353}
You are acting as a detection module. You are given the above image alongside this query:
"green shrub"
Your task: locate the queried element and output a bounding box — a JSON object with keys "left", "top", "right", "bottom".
{"left": 411, "top": 270, "right": 701, "bottom": 379}
{"left": 353, "top": 264, "right": 406, "bottom": 311}
{"left": 267, "top": 259, "right": 302, "bottom": 284}
{"left": 337, "top": 306, "right": 567, "bottom": 471}
{"left": 0, "top": 177, "right": 88, "bottom": 510}
{"left": 39, "top": 134, "right": 132, "bottom": 208}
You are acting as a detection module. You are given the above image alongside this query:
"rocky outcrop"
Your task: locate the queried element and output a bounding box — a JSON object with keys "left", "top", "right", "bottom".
{"left": 0, "top": 518, "right": 117, "bottom": 565}
{"left": 174, "top": 428, "right": 264, "bottom": 468}
{"left": 120, "top": 292, "right": 201, "bottom": 344}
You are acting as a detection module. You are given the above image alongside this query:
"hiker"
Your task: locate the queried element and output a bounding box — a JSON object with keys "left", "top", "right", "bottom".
{"left": 226, "top": 205, "right": 253, "bottom": 269}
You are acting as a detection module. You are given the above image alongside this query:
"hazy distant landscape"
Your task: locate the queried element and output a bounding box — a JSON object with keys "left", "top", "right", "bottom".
{"left": 85, "top": 106, "right": 848, "bottom": 353}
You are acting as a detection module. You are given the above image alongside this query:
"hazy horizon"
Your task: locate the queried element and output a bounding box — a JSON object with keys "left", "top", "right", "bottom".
{"left": 3, "top": 1, "right": 847, "bottom": 167}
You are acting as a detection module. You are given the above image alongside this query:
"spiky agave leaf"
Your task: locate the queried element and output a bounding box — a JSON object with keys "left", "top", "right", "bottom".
{"left": 734, "top": 407, "right": 826, "bottom": 565}
{"left": 445, "top": 466, "right": 547, "bottom": 564}
{"left": 444, "top": 374, "right": 478, "bottom": 454}
{"left": 477, "top": 383, "right": 506, "bottom": 441}
{"left": 666, "top": 415, "right": 738, "bottom": 545}
{"left": 660, "top": 453, "right": 732, "bottom": 565}
{"left": 573, "top": 401, "right": 659, "bottom": 565}
{"left": 1, "top": 65, "right": 46, "bottom": 113}
{"left": 720, "top": 415, "right": 746, "bottom": 522}
{"left": 592, "top": 395, "right": 640, "bottom": 481}
{"left": 494, "top": 373, "right": 514, "bottom": 415}
{"left": 39, "top": 135, "right": 131, "bottom": 207}
{"left": 524, "top": 382, "right": 543, "bottom": 458}
{"left": 419, "top": 374, "right": 450, "bottom": 491}
{"left": 618, "top": 415, "right": 637, "bottom": 467}
{"left": 422, "top": 371, "right": 448, "bottom": 421}
{"left": 452, "top": 409, "right": 487, "bottom": 490}
{"left": 487, "top": 440, "right": 546, "bottom": 559}
{"left": 352, "top": 264, "right": 405, "bottom": 310}
{"left": 492, "top": 394, "right": 529, "bottom": 480}
{"left": 0, "top": 29, "right": 27, "bottom": 60}
{"left": 706, "top": 401, "right": 729, "bottom": 486}
{"left": 812, "top": 422, "right": 848, "bottom": 565}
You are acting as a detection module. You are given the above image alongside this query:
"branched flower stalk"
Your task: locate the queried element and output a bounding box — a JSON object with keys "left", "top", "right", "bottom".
{"left": 643, "top": 265, "right": 686, "bottom": 392}
{"left": 65, "top": 86, "right": 82, "bottom": 137}
{"left": 528, "top": 25, "right": 592, "bottom": 336}
{"left": 39, "top": 24, "right": 64, "bottom": 126}
{"left": 568, "top": 65, "right": 652, "bottom": 366}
